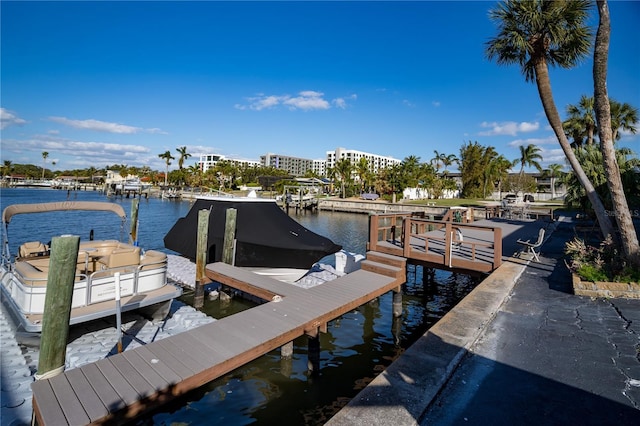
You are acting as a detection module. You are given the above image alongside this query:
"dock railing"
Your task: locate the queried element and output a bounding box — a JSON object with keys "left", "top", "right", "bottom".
{"left": 368, "top": 212, "right": 502, "bottom": 273}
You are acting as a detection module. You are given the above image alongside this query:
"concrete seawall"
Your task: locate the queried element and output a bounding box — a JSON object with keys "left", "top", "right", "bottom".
{"left": 318, "top": 198, "right": 448, "bottom": 216}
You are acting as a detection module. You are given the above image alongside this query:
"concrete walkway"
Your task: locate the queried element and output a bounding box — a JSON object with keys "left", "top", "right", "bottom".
{"left": 328, "top": 216, "right": 640, "bottom": 425}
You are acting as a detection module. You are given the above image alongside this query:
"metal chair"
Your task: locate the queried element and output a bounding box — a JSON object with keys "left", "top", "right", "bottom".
{"left": 517, "top": 228, "right": 545, "bottom": 261}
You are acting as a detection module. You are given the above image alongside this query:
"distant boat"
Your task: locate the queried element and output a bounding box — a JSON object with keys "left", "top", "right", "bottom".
{"left": 11, "top": 179, "right": 54, "bottom": 188}
{"left": 161, "top": 189, "right": 181, "bottom": 199}
{"left": 116, "top": 179, "right": 151, "bottom": 192}
{"left": 164, "top": 196, "right": 342, "bottom": 277}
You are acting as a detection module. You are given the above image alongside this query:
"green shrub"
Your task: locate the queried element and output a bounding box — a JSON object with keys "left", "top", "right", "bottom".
{"left": 564, "top": 236, "right": 638, "bottom": 283}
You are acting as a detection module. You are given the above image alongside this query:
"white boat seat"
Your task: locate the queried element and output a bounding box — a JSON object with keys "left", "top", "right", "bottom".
{"left": 517, "top": 228, "right": 545, "bottom": 262}
{"left": 19, "top": 241, "right": 49, "bottom": 258}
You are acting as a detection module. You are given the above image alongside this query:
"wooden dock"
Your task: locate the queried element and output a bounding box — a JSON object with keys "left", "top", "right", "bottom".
{"left": 368, "top": 211, "right": 552, "bottom": 275}
{"left": 31, "top": 256, "right": 406, "bottom": 425}
{"left": 29, "top": 208, "right": 553, "bottom": 425}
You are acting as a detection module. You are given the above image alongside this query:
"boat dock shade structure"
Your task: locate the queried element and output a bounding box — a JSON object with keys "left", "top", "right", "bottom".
{"left": 164, "top": 197, "right": 341, "bottom": 269}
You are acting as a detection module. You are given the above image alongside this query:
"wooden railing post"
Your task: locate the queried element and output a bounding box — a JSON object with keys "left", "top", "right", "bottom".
{"left": 403, "top": 218, "right": 412, "bottom": 258}
{"left": 368, "top": 214, "right": 378, "bottom": 251}
{"left": 444, "top": 222, "right": 452, "bottom": 267}
{"left": 493, "top": 226, "right": 502, "bottom": 269}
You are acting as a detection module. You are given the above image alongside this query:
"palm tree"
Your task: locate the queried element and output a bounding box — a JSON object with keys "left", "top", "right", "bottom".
{"left": 356, "top": 157, "right": 371, "bottom": 194}
{"left": 486, "top": 155, "right": 513, "bottom": 200}
{"left": 176, "top": 146, "right": 191, "bottom": 170}
{"left": 544, "top": 163, "right": 565, "bottom": 200}
{"left": 517, "top": 144, "right": 543, "bottom": 175}
{"left": 563, "top": 96, "right": 637, "bottom": 146}
{"left": 441, "top": 154, "right": 458, "bottom": 175}
{"left": 610, "top": 99, "right": 638, "bottom": 142}
{"left": 41, "top": 151, "right": 49, "bottom": 179}
{"left": 486, "top": 0, "right": 615, "bottom": 240}
{"left": 158, "top": 150, "right": 175, "bottom": 187}
{"left": 334, "top": 158, "right": 353, "bottom": 199}
{"left": 431, "top": 150, "right": 443, "bottom": 174}
{"left": 563, "top": 95, "right": 596, "bottom": 147}
{"left": 593, "top": 0, "right": 639, "bottom": 265}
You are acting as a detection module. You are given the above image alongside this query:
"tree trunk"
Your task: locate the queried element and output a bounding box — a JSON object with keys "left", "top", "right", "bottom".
{"left": 594, "top": 0, "right": 640, "bottom": 265}
{"left": 533, "top": 58, "right": 615, "bottom": 239}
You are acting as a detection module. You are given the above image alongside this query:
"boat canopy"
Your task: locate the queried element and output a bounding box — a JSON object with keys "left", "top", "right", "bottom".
{"left": 2, "top": 201, "right": 127, "bottom": 225}
{"left": 164, "top": 197, "right": 342, "bottom": 269}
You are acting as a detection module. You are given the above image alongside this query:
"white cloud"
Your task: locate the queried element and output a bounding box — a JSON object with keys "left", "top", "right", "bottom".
{"left": 48, "top": 116, "right": 167, "bottom": 134}
{"left": 236, "top": 91, "right": 356, "bottom": 111}
{"left": 479, "top": 121, "right": 540, "bottom": 136}
{"left": 283, "top": 92, "right": 330, "bottom": 110}
{"left": 333, "top": 94, "right": 357, "bottom": 110}
{"left": 432, "top": 101, "right": 441, "bottom": 107}
{"left": 508, "top": 135, "right": 558, "bottom": 146}
{"left": 0, "top": 108, "right": 27, "bottom": 129}
{"left": 403, "top": 100, "right": 416, "bottom": 108}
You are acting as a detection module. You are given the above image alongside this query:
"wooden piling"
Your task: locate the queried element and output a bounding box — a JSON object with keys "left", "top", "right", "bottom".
{"left": 194, "top": 209, "right": 209, "bottom": 309}
{"left": 37, "top": 235, "right": 80, "bottom": 378}
{"left": 222, "top": 208, "right": 237, "bottom": 265}
{"left": 130, "top": 198, "right": 139, "bottom": 246}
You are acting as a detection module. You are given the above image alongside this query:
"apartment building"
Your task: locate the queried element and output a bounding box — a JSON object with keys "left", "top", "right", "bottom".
{"left": 326, "top": 147, "right": 402, "bottom": 175}
{"left": 260, "top": 153, "right": 325, "bottom": 177}
{"left": 198, "top": 154, "right": 260, "bottom": 173}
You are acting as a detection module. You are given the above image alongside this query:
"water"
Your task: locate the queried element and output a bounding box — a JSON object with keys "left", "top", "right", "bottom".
{"left": 0, "top": 188, "right": 479, "bottom": 425}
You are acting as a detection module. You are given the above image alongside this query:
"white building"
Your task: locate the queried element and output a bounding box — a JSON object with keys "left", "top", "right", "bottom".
{"left": 326, "top": 147, "right": 402, "bottom": 177}
{"left": 198, "top": 154, "right": 260, "bottom": 173}
{"left": 260, "top": 153, "right": 325, "bottom": 177}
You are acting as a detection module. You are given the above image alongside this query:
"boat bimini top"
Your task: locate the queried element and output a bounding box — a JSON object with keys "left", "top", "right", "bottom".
{"left": 2, "top": 201, "right": 128, "bottom": 262}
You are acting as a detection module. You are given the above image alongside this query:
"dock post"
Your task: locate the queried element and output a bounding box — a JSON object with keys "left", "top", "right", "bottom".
{"left": 36, "top": 235, "right": 80, "bottom": 379}
{"left": 222, "top": 208, "right": 237, "bottom": 265}
{"left": 307, "top": 335, "right": 320, "bottom": 375}
{"left": 281, "top": 341, "right": 294, "bottom": 359}
{"left": 392, "top": 290, "right": 403, "bottom": 317}
{"left": 194, "top": 209, "right": 210, "bottom": 309}
{"left": 130, "top": 198, "right": 139, "bottom": 246}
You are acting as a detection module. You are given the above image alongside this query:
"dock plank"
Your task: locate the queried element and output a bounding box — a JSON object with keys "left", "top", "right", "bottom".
{"left": 120, "top": 350, "right": 170, "bottom": 392}
{"left": 154, "top": 338, "right": 211, "bottom": 372}
{"left": 110, "top": 354, "right": 159, "bottom": 398}
{"left": 65, "top": 367, "right": 109, "bottom": 422}
{"left": 80, "top": 363, "right": 126, "bottom": 413}
{"left": 94, "top": 358, "right": 143, "bottom": 405}
{"left": 162, "top": 331, "right": 229, "bottom": 365}
{"left": 134, "top": 344, "right": 183, "bottom": 384}
{"left": 31, "top": 379, "right": 69, "bottom": 426}
{"left": 142, "top": 341, "right": 201, "bottom": 379}
{"left": 48, "top": 373, "right": 91, "bottom": 425}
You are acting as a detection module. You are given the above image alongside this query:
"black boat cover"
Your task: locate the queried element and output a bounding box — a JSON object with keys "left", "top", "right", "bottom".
{"left": 164, "top": 197, "right": 342, "bottom": 269}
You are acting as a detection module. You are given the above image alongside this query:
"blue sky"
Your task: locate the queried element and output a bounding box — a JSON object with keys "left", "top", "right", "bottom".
{"left": 1, "top": 1, "right": 638, "bottom": 174}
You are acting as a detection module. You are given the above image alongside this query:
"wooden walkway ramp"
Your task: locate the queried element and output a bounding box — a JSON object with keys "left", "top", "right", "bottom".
{"left": 31, "top": 257, "right": 406, "bottom": 425}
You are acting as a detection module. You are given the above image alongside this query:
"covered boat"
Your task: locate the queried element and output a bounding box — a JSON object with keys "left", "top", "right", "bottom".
{"left": 1, "top": 201, "right": 182, "bottom": 332}
{"left": 164, "top": 196, "right": 342, "bottom": 271}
